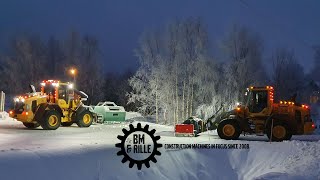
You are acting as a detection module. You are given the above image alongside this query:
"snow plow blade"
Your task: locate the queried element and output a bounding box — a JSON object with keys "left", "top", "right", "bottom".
{"left": 175, "top": 124, "right": 195, "bottom": 137}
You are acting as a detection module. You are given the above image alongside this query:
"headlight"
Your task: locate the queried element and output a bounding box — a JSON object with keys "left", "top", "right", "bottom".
{"left": 21, "top": 98, "right": 25, "bottom": 102}
{"left": 52, "top": 83, "right": 59, "bottom": 87}
{"left": 68, "top": 84, "right": 73, "bottom": 89}
{"left": 14, "top": 98, "right": 19, "bottom": 102}
{"left": 25, "top": 104, "right": 30, "bottom": 111}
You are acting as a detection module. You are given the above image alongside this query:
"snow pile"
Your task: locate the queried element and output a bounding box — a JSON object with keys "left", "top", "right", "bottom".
{"left": 0, "top": 118, "right": 319, "bottom": 179}
{"left": 125, "top": 113, "right": 160, "bottom": 124}
{"left": 0, "top": 111, "right": 9, "bottom": 120}
{"left": 125, "top": 111, "right": 143, "bottom": 120}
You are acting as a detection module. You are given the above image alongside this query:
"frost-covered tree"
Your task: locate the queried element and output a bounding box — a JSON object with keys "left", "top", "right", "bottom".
{"left": 128, "top": 29, "right": 162, "bottom": 119}
{"left": 78, "top": 35, "right": 103, "bottom": 105}
{"left": 0, "top": 32, "right": 103, "bottom": 105}
{"left": 104, "top": 70, "right": 135, "bottom": 110}
{"left": 222, "top": 25, "right": 267, "bottom": 106}
{"left": 310, "top": 45, "right": 320, "bottom": 82}
{"left": 272, "top": 48, "right": 305, "bottom": 101}
{"left": 46, "top": 36, "right": 64, "bottom": 79}
{"left": 129, "top": 18, "right": 221, "bottom": 124}
{"left": 0, "top": 35, "right": 47, "bottom": 93}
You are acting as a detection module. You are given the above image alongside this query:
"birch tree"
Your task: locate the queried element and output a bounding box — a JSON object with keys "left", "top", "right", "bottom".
{"left": 222, "top": 25, "right": 267, "bottom": 105}
{"left": 129, "top": 18, "right": 217, "bottom": 124}
{"left": 0, "top": 36, "right": 46, "bottom": 93}
{"left": 272, "top": 48, "right": 304, "bottom": 101}
{"left": 310, "top": 45, "right": 320, "bottom": 82}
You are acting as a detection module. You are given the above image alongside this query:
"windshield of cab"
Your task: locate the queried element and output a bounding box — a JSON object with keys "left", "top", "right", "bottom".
{"left": 246, "top": 90, "right": 268, "bottom": 113}
{"left": 43, "top": 85, "right": 55, "bottom": 95}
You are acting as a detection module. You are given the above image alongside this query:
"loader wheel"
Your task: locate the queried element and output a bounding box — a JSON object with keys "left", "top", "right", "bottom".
{"left": 267, "top": 121, "right": 291, "bottom": 142}
{"left": 76, "top": 110, "right": 93, "bottom": 127}
{"left": 217, "top": 119, "right": 240, "bottom": 140}
{"left": 40, "top": 110, "right": 61, "bottom": 130}
{"left": 61, "top": 122, "right": 73, "bottom": 127}
{"left": 23, "top": 122, "right": 40, "bottom": 129}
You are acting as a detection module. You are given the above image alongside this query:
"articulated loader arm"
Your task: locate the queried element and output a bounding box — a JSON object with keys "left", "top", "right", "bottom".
{"left": 74, "top": 89, "right": 88, "bottom": 101}
{"left": 29, "top": 85, "right": 36, "bottom": 94}
{"left": 205, "top": 104, "right": 226, "bottom": 130}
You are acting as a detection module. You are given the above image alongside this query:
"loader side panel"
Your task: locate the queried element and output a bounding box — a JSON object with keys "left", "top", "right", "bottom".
{"left": 31, "top": 100, "right": 37, "bottom": 113}
{"left": 267, "top": 114, "right": 298, "bottom": 134}
{"left": 47, "top": 104, "right": 63, "bottom": 117}
{"left": 76, "top": 106, "right": 87, "bottom": 115}
{"left": 34, "top": 103, "right": 48, "bottom": 122}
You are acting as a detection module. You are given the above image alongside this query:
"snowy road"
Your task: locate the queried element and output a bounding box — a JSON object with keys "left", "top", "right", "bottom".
{"left": 0, "top": 115, "right": 319, "bottom": 180}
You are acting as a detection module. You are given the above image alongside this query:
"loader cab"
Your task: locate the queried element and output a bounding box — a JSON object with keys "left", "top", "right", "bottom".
{"left": 40, "top": 80, "right": 59, "bottom": 103}
{"left": 247, "top": 90, "right": 268, "bottom": 113}
{"left": 43, "top": 84, "right": 55, "bottom": 95}
{"left": 40, "top": 80, "right": 75, "bottom": 105}
{"left": 57, "top": 84, "right": 74, "bottom": 102}
{"left": 56, "top": 83, "right": 77, "bottom": 109}
{"left": 245, "top": 86, "right": 274, "bottom": 115}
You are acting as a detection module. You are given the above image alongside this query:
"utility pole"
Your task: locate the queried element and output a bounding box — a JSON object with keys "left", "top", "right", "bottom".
{"left": 0, "top": 91, "right": 5, "bottom": 112}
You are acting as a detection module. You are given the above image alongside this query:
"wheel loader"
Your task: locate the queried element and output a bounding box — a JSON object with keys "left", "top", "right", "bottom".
{"left": 209, "top": 86, "right": 316, "bottom": 141}
{"left": 9, "top": 80, "right": 94, "bottom": 130}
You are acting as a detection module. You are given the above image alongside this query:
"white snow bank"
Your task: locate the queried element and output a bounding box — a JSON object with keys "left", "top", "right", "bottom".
{"left": 0, "top": 111, "right": 9, "bottom": 120}
{"left": 0, "top": 118, "right": 319, "bottom": 180}
{"left": 125, "top": 111, "right": 143, "bottom": 120}
{"left": 1, "top": 137, "right": 318, "bottom": 180}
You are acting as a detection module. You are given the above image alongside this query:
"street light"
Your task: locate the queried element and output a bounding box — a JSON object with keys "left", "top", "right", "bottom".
{"left": 70, "top": 69, "right": 75, "bottom": 75}
{"left": 69, "top": 68, "right": 77, "bottom": 85}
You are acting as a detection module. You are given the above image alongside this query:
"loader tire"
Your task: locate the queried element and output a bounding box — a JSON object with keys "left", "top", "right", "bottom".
{"left": 217, "top": 119, "right": 240, "bottom": 140}
{"left": 40, "top": 110, "right": 61, "bottom": 130}
{"left": 76, "top": 110, "right": 93, "bottom": 127}
{"left": 61, "top": 122, "right": 73, "bottom": 127}
{"left": 267, "top": 121, "right": 291, "bottom": 142}
{"left": 23, "top": 122, "right": 40, "bottom": 129}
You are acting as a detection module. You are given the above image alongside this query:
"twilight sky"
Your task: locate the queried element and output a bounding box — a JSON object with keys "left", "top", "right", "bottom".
{"left": 0, "top": 0, "right": 319, "bottom": 73}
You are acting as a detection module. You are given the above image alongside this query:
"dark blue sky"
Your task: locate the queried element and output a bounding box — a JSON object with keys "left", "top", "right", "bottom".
{"left": 0, "top": 0, "right": 319, "bottom": 73}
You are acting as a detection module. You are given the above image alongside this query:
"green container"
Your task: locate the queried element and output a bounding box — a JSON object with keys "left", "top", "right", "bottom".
{"left": 93, "top": 102, "right": 126, "bottom": 123}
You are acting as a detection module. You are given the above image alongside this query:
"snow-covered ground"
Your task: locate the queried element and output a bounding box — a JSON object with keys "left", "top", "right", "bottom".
{"left": 0, "top": 112, "right": 319, "bottom": 180}
{"left": 125, "top": 111, "right": 143, "bottom": 120}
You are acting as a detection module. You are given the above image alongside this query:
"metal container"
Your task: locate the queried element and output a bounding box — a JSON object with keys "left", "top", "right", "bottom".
{"left": 93, "top": 101, "right": 126, "bottom": 123}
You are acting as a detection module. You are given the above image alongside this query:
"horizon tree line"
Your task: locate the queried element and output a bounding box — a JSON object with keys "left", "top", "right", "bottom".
{"left": 0, "top": 17, "right": 319, "bottom": 124}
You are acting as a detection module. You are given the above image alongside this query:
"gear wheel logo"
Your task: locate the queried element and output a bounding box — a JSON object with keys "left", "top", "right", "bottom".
{"left": 116, "top": 123, "right": 162, "bottom": 170}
